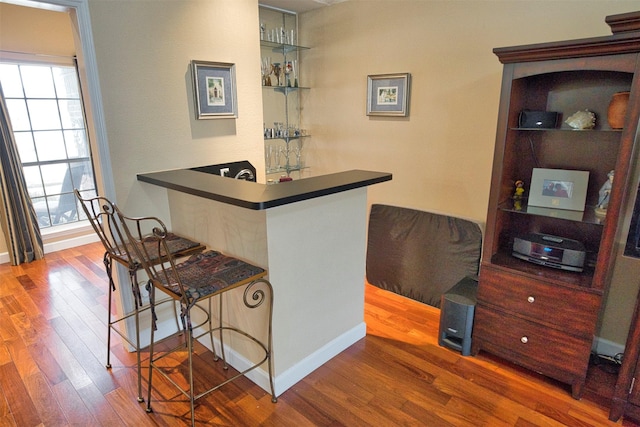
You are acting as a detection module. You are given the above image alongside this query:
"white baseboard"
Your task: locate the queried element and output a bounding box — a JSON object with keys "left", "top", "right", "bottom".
{"left": 0, "top": 227, "right": 99, "bottom": 264}
{"left": 133, "top": 307, "right": 365, "bottom": 397}
{"left": 271, "top": 322, "right": 367, "bottom": 396}
{"left": 592, "top": 336, "right": 625, "bottom": 358}
{"left": 43, "top": 233, "right": 100, "bottom": 254}
{"left": 197, "top": 322, "right": 367, "bottom": 396}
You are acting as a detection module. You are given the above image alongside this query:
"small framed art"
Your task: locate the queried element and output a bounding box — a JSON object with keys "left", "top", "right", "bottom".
{"left": 191, "top": 60, "right": 237, "bottom": 119}
{"left": 528, "top": 168, "right": 590, "bottom": 211}
{"left": 366, "top": 73, "right": 411, "bottom": 117}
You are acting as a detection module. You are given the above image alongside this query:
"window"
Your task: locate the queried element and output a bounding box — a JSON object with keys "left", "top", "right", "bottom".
{"left": 0, "top": 59, "right": 96, "bottom": 228}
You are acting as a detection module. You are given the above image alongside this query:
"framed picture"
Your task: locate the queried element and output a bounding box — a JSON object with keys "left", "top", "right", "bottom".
{"left": 528, "top": 168, "right": 590, "bottom": 211}
{"left": 191, "top": 60, "right": 237, "bottom": 119}
{"left": 366, "top": 73, "right": 410, "bottom": 117}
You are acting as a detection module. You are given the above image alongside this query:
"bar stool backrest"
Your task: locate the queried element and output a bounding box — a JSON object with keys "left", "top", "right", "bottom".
{"left": 74, "top": 189, "right": 136, "bottom": 268}
{"left": 114, "top": 212, "right": 187, "bottom": 302}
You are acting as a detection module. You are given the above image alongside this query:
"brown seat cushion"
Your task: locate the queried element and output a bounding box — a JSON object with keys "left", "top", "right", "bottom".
{"left": 157, "top": 250, "right": 266, "bottom": 301}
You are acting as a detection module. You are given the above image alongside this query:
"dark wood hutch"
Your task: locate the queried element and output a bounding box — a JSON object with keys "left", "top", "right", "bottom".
{"left": 471, "top": 10, "right": 640, "bottom": 407}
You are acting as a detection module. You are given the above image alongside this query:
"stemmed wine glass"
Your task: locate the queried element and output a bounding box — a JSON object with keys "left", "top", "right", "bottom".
{"left": 273, "top": 145, "right": 282, "bottom": 170}
{"left": 293, "top": 143, "right": 303, "bottom": 169}
{"left": 265, "top": 145, "right": 273, "bottom": 172}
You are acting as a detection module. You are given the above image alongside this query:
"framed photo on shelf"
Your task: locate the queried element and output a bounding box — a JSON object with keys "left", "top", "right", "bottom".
{"left": 191, "top": 60, "right": 237, "bottom": 119}
{"left": 366, "top": 73, "right": 411, "bottom": 117}
{"left": 528, "top": 168, "right": 590, "bottom": 211}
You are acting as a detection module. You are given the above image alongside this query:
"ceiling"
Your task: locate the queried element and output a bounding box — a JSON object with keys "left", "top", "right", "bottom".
{"left": 259, "top": 0, "right": 346, "bottom": 13}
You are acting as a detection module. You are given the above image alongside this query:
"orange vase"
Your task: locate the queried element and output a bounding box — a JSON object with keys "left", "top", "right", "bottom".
{"left": 607, "top": 91, "right": 630, "bottom": 129}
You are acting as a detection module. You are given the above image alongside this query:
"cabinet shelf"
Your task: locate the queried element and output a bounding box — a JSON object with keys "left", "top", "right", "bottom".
{"left": 488, "top": 252, "right": 597, "bottom": 290}
{"left": 498, "top": 200, "right": 605, "bottom": 225}
{"left": 511, "top": 127, "right": 623, "bottom": 133}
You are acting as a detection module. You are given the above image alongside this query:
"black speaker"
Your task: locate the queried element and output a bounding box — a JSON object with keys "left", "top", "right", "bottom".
{"left": 438, "top": 276, "right": 478, "bottom": 356}
{"left": 518, "top": 110, "right": 559, "bottom": 129}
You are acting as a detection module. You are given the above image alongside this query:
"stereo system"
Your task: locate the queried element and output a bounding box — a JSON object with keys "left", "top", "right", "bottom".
{"left": 512, "top": 233, "right": 586, "bottom": 272}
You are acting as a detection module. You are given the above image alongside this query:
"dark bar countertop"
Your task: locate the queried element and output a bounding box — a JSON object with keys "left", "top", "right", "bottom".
{"left": 137, "top": 169, "right": 392, "bottom": 210}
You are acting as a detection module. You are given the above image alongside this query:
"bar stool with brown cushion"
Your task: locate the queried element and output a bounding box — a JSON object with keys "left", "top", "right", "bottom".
{"left": 74, "top": 189, "right": 205, "bottom": 402}
{"left": 116, "top": 210, "right": 277, "bottom": 425}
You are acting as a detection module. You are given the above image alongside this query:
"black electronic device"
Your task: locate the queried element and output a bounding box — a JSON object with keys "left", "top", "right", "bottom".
{"left": 518, "top": 110, "right": 559, "bottom": 129}
{"left": 438, "top": 276, "right": 477, "bottom": 356}
{"left": 512, "top": 233, "right": 586, "bottom": 272}
{"left": 190, "top": 160, "right": 256, "bottom": 182}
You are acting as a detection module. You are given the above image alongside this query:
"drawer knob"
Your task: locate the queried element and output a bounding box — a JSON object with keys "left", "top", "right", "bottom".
{"left": 521, "top": 336, "right": 528, "bottom": 344}
{"left": 527, "top": 296, "right": 535, "bottom": 303}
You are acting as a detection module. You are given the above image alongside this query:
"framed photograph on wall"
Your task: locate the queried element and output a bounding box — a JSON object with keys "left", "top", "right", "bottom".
{"left": 191, "top": 60, "right": 237, "bottom": 119}
{"left": 528, "top": 168, "right": 590, "bottom": 211}
{"left": 366, "top": 73, "right": 411, "bottom": 117}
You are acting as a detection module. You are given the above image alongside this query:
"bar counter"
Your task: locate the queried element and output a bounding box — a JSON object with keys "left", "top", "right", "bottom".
{"left": 137, "top": 168, "right": 392, "bottom": 396}
{"left": 138, "top": 168, "right": 392, "bottom": 210}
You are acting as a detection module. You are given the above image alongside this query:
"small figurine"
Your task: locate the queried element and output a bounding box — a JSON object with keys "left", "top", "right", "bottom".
{"left": 595, "top": 170, "right": 614, "bottom": 217}
{"left": 513, "top": 180, "right": 525, "bottom": 211}
{"left": 513, "top": 180, "right": 525, "bottom": 199}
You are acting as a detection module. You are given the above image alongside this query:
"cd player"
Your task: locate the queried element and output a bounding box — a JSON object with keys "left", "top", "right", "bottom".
{"left": 512, "top": 233, "right": 586, "bottom": 272}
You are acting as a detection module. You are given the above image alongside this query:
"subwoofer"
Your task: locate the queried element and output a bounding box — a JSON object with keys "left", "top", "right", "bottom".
{"left": 438, "top": 276, "right": 478, "bottom": 356}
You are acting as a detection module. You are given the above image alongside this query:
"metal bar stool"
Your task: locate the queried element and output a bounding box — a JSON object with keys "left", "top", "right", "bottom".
{"left": 74, "top": 190, "right": 205, "bottom": 402}
{"left": 116, "top": 209, "right": 277, "bottom": 426}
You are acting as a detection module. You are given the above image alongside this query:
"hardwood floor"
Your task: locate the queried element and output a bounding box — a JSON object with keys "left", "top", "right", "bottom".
{"left": 0, "top": 241, "right": 638, "bottom": 426}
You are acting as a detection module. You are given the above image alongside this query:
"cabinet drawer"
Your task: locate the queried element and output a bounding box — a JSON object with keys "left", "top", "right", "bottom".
{"left": 478, "top": 267, "right": 600, "bottom": 337}
{"left": 473, "top": 306, "right": 591, "bottom": 379}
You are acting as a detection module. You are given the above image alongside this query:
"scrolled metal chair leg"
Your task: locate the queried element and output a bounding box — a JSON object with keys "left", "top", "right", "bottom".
{"left": 104, "top": 253, "right": 114, "bottom": 370}
{"left": 145, "top": 284, "right": 156, "bottom": 414}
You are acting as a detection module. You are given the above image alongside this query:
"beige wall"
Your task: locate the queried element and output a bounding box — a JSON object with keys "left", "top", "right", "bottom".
{"left": 3, "top": 0, "right": 640, "bottom": 348}
{"left": 298, "top": 0, "right": 640, "bottom": 347}
{"left": 86, "top": 0, "right": 265, "bottom": 222}
{"left": 300, "top": 0, "right": 640, "bottom": 221}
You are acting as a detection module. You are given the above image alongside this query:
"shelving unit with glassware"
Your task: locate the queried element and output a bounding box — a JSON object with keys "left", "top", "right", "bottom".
{"left": 259, "top": 5, "right": 310, "bottom": 180}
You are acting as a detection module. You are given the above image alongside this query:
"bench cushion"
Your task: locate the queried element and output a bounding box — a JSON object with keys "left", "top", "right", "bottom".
{"left": 366, "top": 204, "right": 482, "bottom": 308}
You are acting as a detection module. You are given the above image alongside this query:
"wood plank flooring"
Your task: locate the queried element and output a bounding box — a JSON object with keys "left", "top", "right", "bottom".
{"left": 0, "top": 241, "right": 638, "bottom": 426}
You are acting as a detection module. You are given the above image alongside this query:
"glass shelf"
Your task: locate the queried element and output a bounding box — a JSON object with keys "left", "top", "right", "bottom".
{"left": 260, "top": 40, "right": 310, "bottom": 54}
{"left": 266, "top": 165, "right": 309, "bottom": 175}
{"left": 264, "top": 134, "right": 310, "bottom": 141}
{"left": 260, "top": 6, "right": 308, "bottom": 178}
{"left": 499, "top": 199, "right": 605, "bottom": 225}
{"left": 263, "top": 85, "right": 310, "bottom": 93}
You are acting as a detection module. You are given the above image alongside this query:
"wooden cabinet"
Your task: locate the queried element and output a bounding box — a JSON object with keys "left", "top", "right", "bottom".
{"left": 472, "top": 11, "right": 640, "bottom": 399}
{"left": 475, "top": 265, "right": 602, "bottom": 397}
{"left": 610, "top": 286, "right": 640, "bottom": 422}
